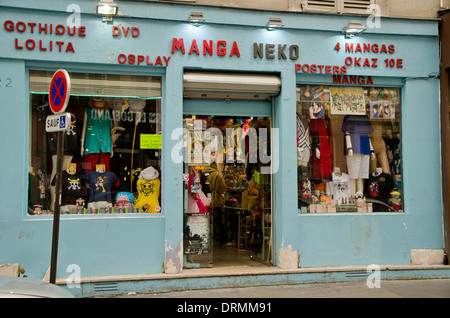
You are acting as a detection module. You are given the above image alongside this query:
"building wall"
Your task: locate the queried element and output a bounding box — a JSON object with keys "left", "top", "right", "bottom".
{"left": 191, "top": 0, "right": 450, "bottom": 19}
{"left": 0, "top": 0, "right": 443, "bottom": 280}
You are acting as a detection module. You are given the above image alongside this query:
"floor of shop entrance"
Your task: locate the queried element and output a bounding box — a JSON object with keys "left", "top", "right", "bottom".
{"left": 212, "top": 240, "right": 268, "bottom": 268}
{"left": 184, "top": 239, "right": 269, "bottom": 269}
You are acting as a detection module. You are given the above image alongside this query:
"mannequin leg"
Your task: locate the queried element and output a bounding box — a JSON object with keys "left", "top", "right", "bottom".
{"left": 349, "top": 178, "right": 364, "bottom": 197}
{"left": 356, "top": 178, "right": 364, "bottom": 195}
{"left": 349, "top": 179, "right": 356, "bottom": 196}
{"left": 378, "top": 151, "right": 390, "bottom": 174}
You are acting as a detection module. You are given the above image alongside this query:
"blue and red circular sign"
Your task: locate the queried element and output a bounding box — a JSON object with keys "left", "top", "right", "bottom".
{"left": 49, "top": 69, "right": 71, "bottom": 114}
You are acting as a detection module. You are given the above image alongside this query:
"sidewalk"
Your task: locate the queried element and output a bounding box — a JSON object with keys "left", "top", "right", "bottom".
{"left": 106, "top": 278, "right": 450, "bottom": 298}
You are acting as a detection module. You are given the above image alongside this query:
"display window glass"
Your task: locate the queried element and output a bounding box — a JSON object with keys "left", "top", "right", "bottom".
{"left": 296, "top": 85, "right": 402, "bottom": 213}
{"left": 28, "top": 70, "right": 162, "bottom": 215}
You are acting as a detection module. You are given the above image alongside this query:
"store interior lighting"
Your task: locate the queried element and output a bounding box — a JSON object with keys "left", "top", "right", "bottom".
{"left": 96, "top": 0, "right": 119, "bottom": 22}
{"left": 266, "top": 17, "right": 284, "bottom": 30}
{"left": 188, "top": 11, "right": 206, "bottom": 27}
{"left": 343, "top": 20, "right": 366, "bottom": 38}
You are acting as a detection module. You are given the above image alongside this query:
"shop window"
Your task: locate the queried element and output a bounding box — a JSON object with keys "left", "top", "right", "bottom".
{"left": 296, "top": 85, "right": 402, "bottom": 213}
{"left": 28, "top": 70, "right": 162, "bottom": 215}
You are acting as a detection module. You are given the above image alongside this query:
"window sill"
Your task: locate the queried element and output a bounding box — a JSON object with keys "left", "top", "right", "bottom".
{"left": 24, "top": 212, "right": 165, "bottom": 221}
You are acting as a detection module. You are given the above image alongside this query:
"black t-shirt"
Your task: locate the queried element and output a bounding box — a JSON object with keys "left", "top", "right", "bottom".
{"left": 61, "top": 171, "right": 84, "bottom": 205}
{"left": 364, "top": 172, "right": 394, "bottom": 212}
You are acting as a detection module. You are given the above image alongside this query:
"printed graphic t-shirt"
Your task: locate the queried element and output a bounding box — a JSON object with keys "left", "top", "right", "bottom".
{"left": 326, "top": 172, "right": 351, "bottom": 203}
{"left": 364, "top": 172, "right": 394, "bottom": 212}
{"left": 61, "top": 171, "right": 84, "bottom": 205}
{"left": 83, "top": 171, "right": 118, "bottom": 203}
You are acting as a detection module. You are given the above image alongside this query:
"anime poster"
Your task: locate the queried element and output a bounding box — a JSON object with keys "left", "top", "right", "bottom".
{"left": 183, "top": 214, "right": 211, "bottom": 254}
{"left": 368, "top": 87, "right": 397, "bottom": 119}
{"left": 297, "top": 85, "right": 329, "bottom": 119}
{"left": 330, "top": 87, "right": 365, "bottom": 115}
{"left": 369, "top": 101, "right": 395, "bottom": 119}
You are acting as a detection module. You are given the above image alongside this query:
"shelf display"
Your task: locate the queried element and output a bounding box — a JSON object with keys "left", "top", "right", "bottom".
{"left": 297, "top": 85, "right": 403, "bottom": 213}
{"left": 27, "top": 70, "right": 162, "bottom": 215}
{"left": 182, "top": 115, "right": 273, "bottom": 267}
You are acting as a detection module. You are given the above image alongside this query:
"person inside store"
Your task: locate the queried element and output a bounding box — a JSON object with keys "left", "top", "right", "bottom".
{"left": 203, "top": 157, "right": 231, "bottom": 246}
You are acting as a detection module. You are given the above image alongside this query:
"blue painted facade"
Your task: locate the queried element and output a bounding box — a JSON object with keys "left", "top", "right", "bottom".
{"left": 0, "top": 0, "right": 444, "bottom": 286}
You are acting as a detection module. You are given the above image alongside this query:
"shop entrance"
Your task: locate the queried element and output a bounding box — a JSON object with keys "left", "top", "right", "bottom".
{"left": 181, "top": 71, "right": 279, "bottom": 269}
{"left": 182, "top": 108, "right": 274, "bottom": 269}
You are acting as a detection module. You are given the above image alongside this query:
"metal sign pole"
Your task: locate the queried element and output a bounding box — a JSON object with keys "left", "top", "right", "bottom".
{"left": 47, "top": 69, "right": 71, "bottom": 284}
{"left": 49, "top": 130, "right": 64, "bottom": 284}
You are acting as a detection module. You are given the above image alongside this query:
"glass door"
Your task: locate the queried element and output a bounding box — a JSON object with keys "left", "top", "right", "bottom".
{"left": 182, "top": 114, "right": 273, "bottom": 268}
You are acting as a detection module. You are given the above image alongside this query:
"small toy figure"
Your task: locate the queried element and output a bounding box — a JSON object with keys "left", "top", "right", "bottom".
{"left": 389, "top": 190, "right": 402, "bottom": 211}
{"left": 76, "top": 198, "right": 85, "bottom": 214}
{"left": 114, "top": 192, "right": 135, "bottom": 209}
{"left": 33, "top": 204, "right": 42, "bottom": 215}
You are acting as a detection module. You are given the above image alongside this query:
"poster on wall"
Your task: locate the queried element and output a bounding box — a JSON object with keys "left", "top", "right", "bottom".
{"left": 368, "top": 88, "right": 397, "bottom": 119}
{"left": 369, "top": 101, "right": 395, "bottom": 119}
{"left": 330, "top": 87, "right": 365, "bottom": 115}
{"left": 297, "top": 85, "right": 329, "bottom": 119}
{"left": 183, "top": 214, "right": 211, "bottom": 254}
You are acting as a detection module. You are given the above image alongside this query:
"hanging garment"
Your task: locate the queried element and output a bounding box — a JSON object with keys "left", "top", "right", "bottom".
{"left": 309, "top": 117, "right": 334, "bottom": 181}
{"left": 84, "top": 107, "right": 113, "bottom": 155}
{"left": 296, "top": 114, "right": 311, "bottom": 163}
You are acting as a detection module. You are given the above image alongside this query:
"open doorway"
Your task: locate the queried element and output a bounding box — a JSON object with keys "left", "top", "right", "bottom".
{"left": 182, "top": 114, "right": 273, "bottom": 269}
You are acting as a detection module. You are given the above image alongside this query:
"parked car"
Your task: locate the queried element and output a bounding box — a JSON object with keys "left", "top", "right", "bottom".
{"left": 0, "top": 276, "right": 75, "bottom": 298}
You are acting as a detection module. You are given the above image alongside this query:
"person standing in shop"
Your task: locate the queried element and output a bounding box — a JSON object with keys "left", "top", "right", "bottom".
{"left": 203, "top": 161, "right": 230, "bottom": 246}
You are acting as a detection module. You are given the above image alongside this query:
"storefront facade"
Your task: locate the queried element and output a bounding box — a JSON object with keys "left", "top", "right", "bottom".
{"left": 0, "top": 1, "right": 447, "bottom": 296}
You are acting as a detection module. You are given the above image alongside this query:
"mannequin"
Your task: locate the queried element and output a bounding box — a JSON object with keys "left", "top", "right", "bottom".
{"left": 370, "top": 122, "right": 390, "bottom": 174}
{"left": 80, "top": 97, "right": 113, "bottom": 172}
{"left": 134, "top": 166, "right": 161, "bottom": 213}
{"left": 59, "top": 163, "right": 84, "bottom": 214}
{"left": 341, "top": 115, "right": 374, "bottom": 195}
{"left": 82, "top": 164, "right": 118, "bottom": 211}
{"left": 364, "top": 167, "right": 394, "bottom": 212}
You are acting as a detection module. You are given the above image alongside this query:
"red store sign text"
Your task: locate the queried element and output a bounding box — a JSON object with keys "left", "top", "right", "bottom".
{"left": 3, "top": 20, "right": 86, "bottom": 53}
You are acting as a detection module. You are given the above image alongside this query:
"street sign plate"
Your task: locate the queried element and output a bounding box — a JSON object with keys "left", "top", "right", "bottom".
{"left": 45, "top": 113, "right": 71, "bottom": 132}
{"left": 49, "top": 69, "right": 71, "bottom": 114}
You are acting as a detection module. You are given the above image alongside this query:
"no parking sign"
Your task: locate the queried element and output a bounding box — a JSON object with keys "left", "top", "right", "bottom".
{"left": 49, "top": 69, "right": 70, "bottom": 114}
